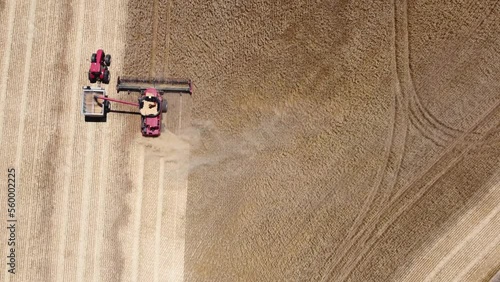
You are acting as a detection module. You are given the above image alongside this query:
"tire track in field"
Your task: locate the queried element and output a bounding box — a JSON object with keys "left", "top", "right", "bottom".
{"left": 91, "top": 1, "right": 125, "bottom": 280}
{"left": 75, "top": 0, "right": 103, "bottom": 279}
{"left": 318, "top": 2, "right": 411, "bottom": 277}
{"left": 406, "top": 0, "right": 500, "bottom": 146}
{"left": 124, "top": 0, "right": 190, "bottom": 280}
{"left": 171, "top": 94, "right": 189, "bottom": 281}
{"left": 336, "top": 96, "right": 500, "bottom": 281}
{"left": 131, "top": 143, "right": 146, "bottom": 282}
{"left": 321, "top": 1, "right": 500, "bottom": 278}
{"left": 0, "top": 0, "right": 15, "bottom": 146}
{"left": 130, "top": 1, "right": 161, "bottom": 279}
{"left": 154, "top": 159, "right": 166, "bottom": 282}
{"left": 55, "top": 0, "right": 85, "bottom": 279}
{"left": 122, "top": 1, "right": 155, "bottom": 279}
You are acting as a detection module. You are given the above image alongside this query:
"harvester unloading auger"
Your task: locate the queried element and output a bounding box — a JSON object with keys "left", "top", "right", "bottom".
{"left": 81, "top": 76, "right": 193, "bottom": 137}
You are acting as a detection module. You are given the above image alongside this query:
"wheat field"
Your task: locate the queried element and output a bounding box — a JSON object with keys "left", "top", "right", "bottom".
{"left": 0, "top": 0, "right": 499, "bottom": 281}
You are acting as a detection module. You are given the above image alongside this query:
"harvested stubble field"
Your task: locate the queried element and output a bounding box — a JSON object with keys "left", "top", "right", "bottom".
{"left": 0, "top": 0, "right": 499, "bottom": 281}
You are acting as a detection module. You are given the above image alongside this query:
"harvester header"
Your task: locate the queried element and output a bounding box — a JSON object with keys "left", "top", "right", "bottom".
{"left": 116, "top": 76, "right": 193, "bottom": 95}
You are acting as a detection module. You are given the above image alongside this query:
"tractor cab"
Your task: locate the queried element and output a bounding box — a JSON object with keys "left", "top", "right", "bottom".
{"left": 89, "top": 62, "right": 101, "bottom": 73}
{"left": 139, "top": 95, "right": 161, "bottom": 117}
{"left": 88, "top": 49, "right": 111, "bottom": 84}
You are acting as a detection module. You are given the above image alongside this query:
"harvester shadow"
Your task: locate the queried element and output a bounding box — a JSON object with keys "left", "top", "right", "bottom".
{"left": 84, "top": 116, "right": 107, "bottom": 123}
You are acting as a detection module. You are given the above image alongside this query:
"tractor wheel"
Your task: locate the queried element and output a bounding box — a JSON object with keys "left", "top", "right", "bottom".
{"left": 88, "top": 71, "right": 96, "bottom": 83}
{"left": 102, "top": 69, "right": 110, "bottom": 84}
{"left": 91, "top": 53, "right": 97, "bottom": 63}
{"left": 161, "top": 100, "right": 168, "bottom": 113}
{"left": 104, "top": 54, "right": 111, "bottom": 66}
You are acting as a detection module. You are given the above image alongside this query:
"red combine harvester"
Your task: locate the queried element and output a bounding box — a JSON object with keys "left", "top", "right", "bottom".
{"left": 88, "top": 49, "right": 111, "bottom": 84}
{"left": 81, "top": 76, "right": 192, "bottom": 137}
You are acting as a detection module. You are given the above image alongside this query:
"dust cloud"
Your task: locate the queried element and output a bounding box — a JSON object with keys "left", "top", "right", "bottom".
{"left": 133, "top": 112, "right": 295, "bottom": 175}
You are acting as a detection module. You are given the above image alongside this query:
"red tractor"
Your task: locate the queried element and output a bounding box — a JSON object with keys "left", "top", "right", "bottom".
{"left": 88, "top": 49, "right": 111, "bottom": 84}
{"left": 81, "top": 76, "right": 192, "bottom": 137}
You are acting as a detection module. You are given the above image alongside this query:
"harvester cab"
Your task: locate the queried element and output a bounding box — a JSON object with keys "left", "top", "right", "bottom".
{"left": 139, "top": 94, "right": 161, "bottom": 117}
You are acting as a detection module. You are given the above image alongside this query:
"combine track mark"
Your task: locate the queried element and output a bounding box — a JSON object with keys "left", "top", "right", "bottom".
{"left": 408, "top": 91, "right": 460, "bottom": 145}
{"left": 178, "top": 94, "right": 183, "bottom": 133}
{"left": 75, "top": 128, "right": 97, "bottom": 282}
{"left": 329, "top": 87, "right": 408, "bottom": 270}
{"left": 319, "top": 3, "right": 411, "bottom": 278}
{"left": 131, "top": 145, "right": 145, "bottom": 282}
{"left": 154, "top": 159, "right": 166, "bottom": 282}
{"left": 0, "top": 0, "right": 16, "bottom": 145}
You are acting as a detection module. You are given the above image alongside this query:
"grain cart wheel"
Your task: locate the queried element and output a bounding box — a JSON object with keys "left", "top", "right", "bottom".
{"left": 104, "top": 54, "right": 111, "bottom": 66}
{"left": 104, "top": 100, "right": 111, "bottom": 113}
{"left": 102, "top": 69, "right": 110, "bottom": 84}
{"left": 161, "top": 99, "right": 168, "bottom": 113}
{"left": 91, "top": 53, "right": 97, "bottom": 62}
